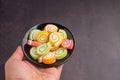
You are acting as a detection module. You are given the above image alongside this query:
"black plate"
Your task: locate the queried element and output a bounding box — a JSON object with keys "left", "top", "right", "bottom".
{"left": 21, "top": 23, "right": 75, "bottom": 68}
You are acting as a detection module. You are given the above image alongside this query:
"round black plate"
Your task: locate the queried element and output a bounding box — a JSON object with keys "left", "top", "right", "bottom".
{"left": 21, "top": 23, "right": 75, "bottom": 68}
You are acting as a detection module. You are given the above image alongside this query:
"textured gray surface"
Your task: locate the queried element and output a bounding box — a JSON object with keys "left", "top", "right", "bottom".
{"left": 1, "top": 0, "right": 120, "bottom": 80}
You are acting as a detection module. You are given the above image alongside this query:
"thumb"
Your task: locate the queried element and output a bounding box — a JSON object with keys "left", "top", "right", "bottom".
{"left": 9, "top": 46, "right": 24, "bottom": 61}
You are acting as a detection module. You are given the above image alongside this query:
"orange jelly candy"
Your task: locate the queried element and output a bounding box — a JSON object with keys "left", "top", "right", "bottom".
{"left": 44, "top": 24, "right": 58, "bottom": 33}
{"left": 42, "top": 52, "right": 56, "bottom": 64}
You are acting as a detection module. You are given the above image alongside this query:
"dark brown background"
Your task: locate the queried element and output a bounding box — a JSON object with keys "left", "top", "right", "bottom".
{"left": 1, "top": 0, "right": 120, "bottom": 80}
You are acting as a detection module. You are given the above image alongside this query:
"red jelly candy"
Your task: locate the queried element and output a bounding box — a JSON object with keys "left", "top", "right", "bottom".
{"left": 61, "top": 39, "right": 74, "bottom": 49}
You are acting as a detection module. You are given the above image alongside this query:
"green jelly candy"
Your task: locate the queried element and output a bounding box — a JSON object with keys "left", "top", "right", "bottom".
{"left": 29, "top": 29, "right": 41, "bottom": 40}
{"left": 30, "top": 47, "right": 39, "bottom": 60}
{"left": 59, "top": 29, "right": 67, "bottom": 39}
{"left": 36, "top": 42, "right": 51, "bottom": 56}
{"left": 55, "top": 48, "right": 68, "bottom": 60}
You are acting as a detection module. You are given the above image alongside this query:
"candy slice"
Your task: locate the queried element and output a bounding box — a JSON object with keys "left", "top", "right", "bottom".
{"left": 36, "top": 31, "right": 49, "bottom": 43}
{"left": 59, "top": 29, "right": 67, "bottom": 39}
{"left": 42, "top": 52, "right": 56, "bottom": 64}
{"left": 55, "top": 48, "right": 68, "bottom": 60}
{"left": 61, "top": 39, "right": 74, "bottom": 49}
{"left": 36, "top": 42, "right": 51, "bottom": 56}
{"left": 49, "top": 32, "right": 63, "bottom": 47}
{"left": 29, "top": 29, "right": 41, "bottom": 40}
{"left": 27, "top": 40, "right": 41, "bottom": 47}
{"left": 30, "top": 47, "right": 39, "bottom": 60}
{"left": 44, "top": 24, "right": 58, "bottom": 33}
{"left": 38, "top": 56, "right": 43, "bottom": 63}
{"left": 50, "top": 46, "right": 59, "bottom": 51}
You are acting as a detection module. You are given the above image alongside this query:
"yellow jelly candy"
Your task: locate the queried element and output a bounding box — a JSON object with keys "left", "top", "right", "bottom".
{"left": 49, "top": 32, "right": 63, "bottom": 47}
{"left": 36, "top": 31, "right": 49, "bottom": 43}
{"left": 50, "top": 46, "right": 59, "bottom": 51}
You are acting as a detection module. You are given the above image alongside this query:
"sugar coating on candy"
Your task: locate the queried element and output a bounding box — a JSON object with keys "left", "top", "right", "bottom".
{"left": 29, "top": 29, "right": 41, "bottom": 40}
{"left": 27, "top": 40, "right": 41, "bottom": 47}
{"left": 49, "top": 32, "right": 59, "bottom": 42}
{"left": 36, "top": 43, "right": 51, "bottom": 56}
{"left": 30, "top": 47, "right": 39, "bottom": 60}
{"left": 27, "top": 24, "right": 74, "bottom": 64}
{"left": 42, "top": 52, "right": 56, "bottom": 64}
{"left": 59, "top": 29, "right": 67, "bottom": 39}
{"left": 49, "top": 32, "right": 63, "bottom": 48}
{"left": 55, "top": 48, "right": 68, "bottom": 60}
{"left": 62, "top": 39, "right": 74, "bottom": 49}
{"left": 38, "top": 56, "right": 43, "bottom": 63}
{"left": 36, "top": 31, "right": 49, "bottom": 43}
{"left": 44, "top": 24, "right": 58, "bottom": 33}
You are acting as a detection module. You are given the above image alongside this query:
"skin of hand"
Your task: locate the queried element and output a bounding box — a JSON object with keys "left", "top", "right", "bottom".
{"left": 5, "top": 46, "right": 63, "bottom": 80}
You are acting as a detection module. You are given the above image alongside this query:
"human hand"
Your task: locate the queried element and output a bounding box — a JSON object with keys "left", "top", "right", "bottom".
{"left": 5, "top": 46, "right": 63, "bottom": 80}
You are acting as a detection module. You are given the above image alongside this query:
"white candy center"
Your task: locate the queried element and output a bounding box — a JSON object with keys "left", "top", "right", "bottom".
{"left": 45, "top": 53, "right": 54, "bottom": 59}
{"left": 50, "top": 33, "right": 59, "bottom": 42}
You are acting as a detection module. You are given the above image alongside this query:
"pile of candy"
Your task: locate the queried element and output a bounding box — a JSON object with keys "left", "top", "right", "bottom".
{"left": 27, "top": 24, "right": 74, "bottom": 64}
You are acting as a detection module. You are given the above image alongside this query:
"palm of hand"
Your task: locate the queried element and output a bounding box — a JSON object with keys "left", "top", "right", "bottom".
{"left": 6, "top": 59, "right": 62, "bottom": 80}
{"left": 22, "top": 61, "right": 62, "bottom": 80}
{"left": 5, "top": 46, "right": 63, "bottom": 80}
